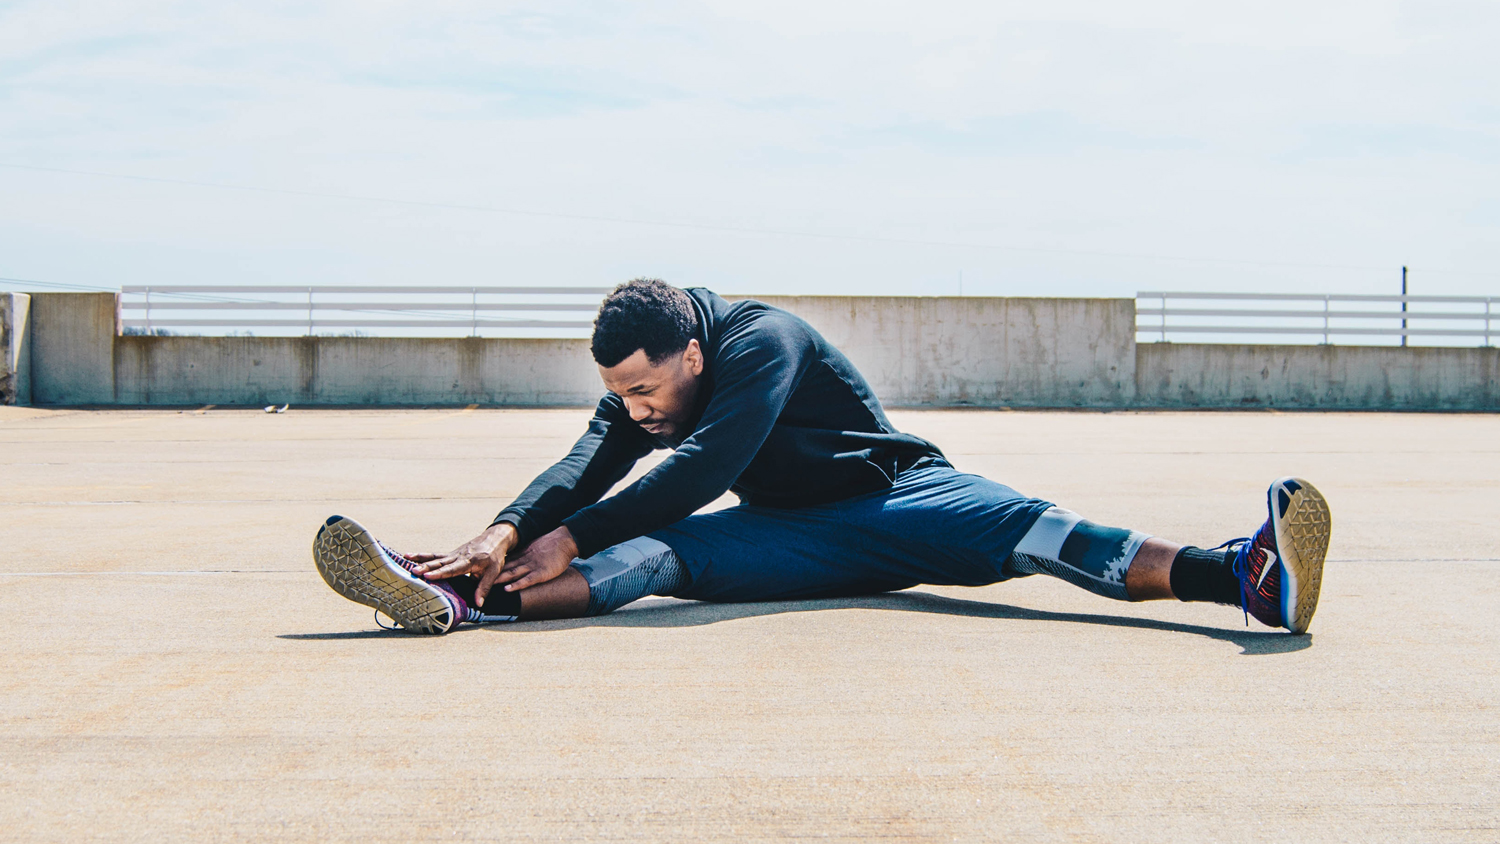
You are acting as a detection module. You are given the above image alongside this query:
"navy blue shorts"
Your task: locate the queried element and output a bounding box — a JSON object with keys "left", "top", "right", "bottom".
{"left": 647, "top": 462, "right": 1055, "bottom": 604}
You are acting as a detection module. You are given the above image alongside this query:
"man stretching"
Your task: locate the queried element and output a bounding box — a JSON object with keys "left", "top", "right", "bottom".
{"left": 313, "top": 279, "right": 1331, "bottom": 635}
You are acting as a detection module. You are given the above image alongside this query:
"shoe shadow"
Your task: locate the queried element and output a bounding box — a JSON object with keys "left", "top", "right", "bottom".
{"left": 278, "top": 630, "right": 404, "bottom": 640}
{"left": 496, "top": 591, "right": 1312, "bottom": 656}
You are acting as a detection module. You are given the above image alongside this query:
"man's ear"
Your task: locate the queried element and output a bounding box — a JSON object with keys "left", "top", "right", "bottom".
{"left": 683, "top": 339, "right": 704, "bottom": 376}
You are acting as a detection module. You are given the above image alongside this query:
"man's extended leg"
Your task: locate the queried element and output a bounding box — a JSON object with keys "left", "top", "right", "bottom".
{"left": 314, "top": 516, "right": 585, "bottom": 632}
{"left": 646, "top": 466, "right": 1329, "bottom": 633}
{"left": 998, "top": 477, "right": 1331, "bottom": 632}
{"left": 314, "top": 516, "right": 684, "bottom": 631}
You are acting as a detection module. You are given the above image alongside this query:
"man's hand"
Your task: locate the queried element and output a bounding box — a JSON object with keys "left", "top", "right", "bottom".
{"left": 408, "top": 523, "right": 580, "bottom": 609}
{"left": 490, "top": 526, "right": 580, "bottom": 602}
{"left": 408, "top": 523, "right": 519, "bottom": 605}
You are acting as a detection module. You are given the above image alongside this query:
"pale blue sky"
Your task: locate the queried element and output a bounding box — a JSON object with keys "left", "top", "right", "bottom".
{"left": 1, "top": 0, "right": 1497, "bottom": 298}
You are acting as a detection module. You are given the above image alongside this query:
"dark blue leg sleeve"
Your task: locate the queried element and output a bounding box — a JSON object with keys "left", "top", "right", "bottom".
{"left": 1002, "top": 507, "right": 1149, "bottom": 601}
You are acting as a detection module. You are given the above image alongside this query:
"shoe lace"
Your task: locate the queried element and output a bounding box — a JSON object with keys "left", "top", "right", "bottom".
{"left": 372, "top": 542, "right": 418, "bottom": 631}
{"left": 376, "top": 540, "right": 469, "bottom": 625}
{"left": 377, "top": 541, "right": 417, "bottom": 571}
{"left": 1210, "top": 537, "right": 1251, "bottom": 627}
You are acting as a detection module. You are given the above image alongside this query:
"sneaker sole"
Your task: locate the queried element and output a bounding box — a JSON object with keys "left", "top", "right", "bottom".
{"left": 313, "top": 515, "right": 457, "bottom": 634}
{"left": 1269, "top": 477, "right": 1331, "bottom": 634}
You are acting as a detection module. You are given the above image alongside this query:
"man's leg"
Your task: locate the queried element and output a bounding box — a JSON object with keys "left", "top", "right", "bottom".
{"left": 514, "top": 568, "right": 590, "bottom": 619}
{"left": 442, "top": 568, "right": 591, "bottom": 621}
{"left": 862, "top": 470, "right": 1330, "bottom": 633}
{"left": 646, "top": 465, "right": 1328, "bottom": 633}
{"left": 504, "top": 530, "right": 1272, "bottom": 626}
{"left": 998, "top": 506, "right": 1238, "bottom": 603}
{"left": 315, "top": 517, "right": 687, "bottom": 631}
{"left": 493, "top": 535, "right": 689, "bottom": 621}
{"left": 447, "top": 535, "right": 688, "bottom": 622}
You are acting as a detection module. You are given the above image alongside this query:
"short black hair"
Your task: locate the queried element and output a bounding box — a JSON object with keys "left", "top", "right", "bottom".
{"left": 590, "top": 278, "right": 699, "bottom": 367}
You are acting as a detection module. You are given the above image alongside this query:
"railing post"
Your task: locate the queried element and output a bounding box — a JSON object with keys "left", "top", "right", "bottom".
{"left": 1401, "top": 266, "right": 1408, "bottom": 348}
{"left": 1323, "top": 295, "right": 1330, "bottom": 345}
{"left": 307, "top": 287, "right": 314, "bottom": 336}
{"left": 472, "top": 288, "right": 478, "bottom": 338}
{"left": 144, "top": 287, "right": 152, "bottom": 335}
{"left": 1487, "top": 298, "right": 1493, "bottom": 347}
{"left": 1160, "top": 294, "right": 1167, "bottom": 342}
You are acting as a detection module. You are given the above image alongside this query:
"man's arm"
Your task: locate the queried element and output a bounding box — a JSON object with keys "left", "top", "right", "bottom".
{"left": 488, "top": 395, "right": 656, "bottom": 548}
{"left": 411, "top": 397, "right": 654, "bottom": 590}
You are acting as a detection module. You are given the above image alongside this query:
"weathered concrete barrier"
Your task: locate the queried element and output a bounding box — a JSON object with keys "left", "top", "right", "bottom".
{"left": 1, "top": 293, "right": 31, "bottom": 406}
{"left": 27, "top": 292, "right": 118, "bottom": 405}
{"left": 1137, "top": 342, "right": 1500, "bottom": 410}
{"left": 10, "top": 291, "right": 1498, "bottom": 410}
{"left": 113, "top": 335, "right": 598, "bottom": 406}
{"left": 746, "top": 296, "right": 1135, "bottom": 407}
{"left": 18, "top": 292, "right": 1139, "bottom": 408}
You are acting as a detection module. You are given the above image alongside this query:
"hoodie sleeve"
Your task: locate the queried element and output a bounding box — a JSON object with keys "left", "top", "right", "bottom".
{"left": 490, "top": 395, "right": 657, "bottom": 548}
{"left": 561, "top": 310, "right": 816, "bottom": 557}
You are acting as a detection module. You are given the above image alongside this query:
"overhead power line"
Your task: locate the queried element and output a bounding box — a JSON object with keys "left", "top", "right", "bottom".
{"left": 0, "top": 276, "right": 117, "bottom": 292}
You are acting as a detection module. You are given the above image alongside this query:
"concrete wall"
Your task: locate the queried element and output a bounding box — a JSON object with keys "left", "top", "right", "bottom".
{"left": 0, "top": 293, "right": 31, "bottom": 406}
{"left": 1137, "top": 342, "right": 1500, "bottom": 410}
{"left": 112, "top": 336, "right": 598, "bottom": 406}
{"left": 746, "top": 296, "right": 1135, "bottom": 407}
{"left": 29, "top": 293, "right": 118, "bottom": 405}
{"left": 9, "top": 291, "right": 1498, "bottom": 410}
{"left": 91, "top": 294, "right": 1140, "bottom": 408}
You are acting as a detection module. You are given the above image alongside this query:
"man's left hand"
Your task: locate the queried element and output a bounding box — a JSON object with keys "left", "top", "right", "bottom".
{"left": 478, "top": 525, "right": 580, "bottom": 606}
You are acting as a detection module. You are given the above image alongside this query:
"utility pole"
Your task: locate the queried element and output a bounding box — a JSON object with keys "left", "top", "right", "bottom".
{"left": 1401, "top": 266, "right": 1408, "bottom": 348}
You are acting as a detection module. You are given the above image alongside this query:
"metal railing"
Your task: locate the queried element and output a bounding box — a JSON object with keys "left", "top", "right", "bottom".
{"left": 120, "top": 285, "right": 612, "bottom": 336}
{"left": 1137, "top": 291, "right": 1496, "bottom": 345}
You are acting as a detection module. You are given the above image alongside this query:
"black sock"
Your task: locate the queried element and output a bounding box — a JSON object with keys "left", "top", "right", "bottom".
{"left": 447, "top": 575, "right": 524, "bottom": 620}
{"left": 1169, "top": 546, "right": 1241, "bottom": 605}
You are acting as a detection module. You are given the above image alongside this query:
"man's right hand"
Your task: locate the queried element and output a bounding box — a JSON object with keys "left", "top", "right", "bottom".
{"left": 408, "top": 523, "right": 520, "bottom": 592}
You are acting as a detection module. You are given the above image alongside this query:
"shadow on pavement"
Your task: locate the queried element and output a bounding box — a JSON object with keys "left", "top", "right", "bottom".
{"left": 531, "top": 591, "right": 1308, "bottom": 655}
{"left": 281, "top": 591, "right": 1309, "bottom": 654}
{"left": 279, "top": 630, "right": 405, "bottom": 640}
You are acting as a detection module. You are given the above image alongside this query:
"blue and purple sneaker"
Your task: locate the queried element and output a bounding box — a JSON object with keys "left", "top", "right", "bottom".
{"left": 313, "top": 515, "right": 470, "bottom": 634}
{"left": 1220, "top": 477, "right": 1332, "bottom": 634}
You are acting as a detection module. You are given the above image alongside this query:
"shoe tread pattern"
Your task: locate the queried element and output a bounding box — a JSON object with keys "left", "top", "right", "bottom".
{"left": 1279, "top": 478, "right": 1331, "bottom": 634}
{"left": 313, "top": 517, "right": 454, "bottom": 634}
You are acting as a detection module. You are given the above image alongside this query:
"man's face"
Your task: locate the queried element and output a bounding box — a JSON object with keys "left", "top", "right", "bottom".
{"left": 599, "top": 340, "right": 705, "bottom": 441}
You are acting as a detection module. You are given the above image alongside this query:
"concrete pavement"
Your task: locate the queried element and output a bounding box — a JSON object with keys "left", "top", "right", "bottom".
{"left": 2, "top": 406, "right": 1497, "bottom": 842}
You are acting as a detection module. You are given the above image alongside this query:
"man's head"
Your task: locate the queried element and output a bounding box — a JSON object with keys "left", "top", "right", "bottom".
{"left": 591, "top": 279, "right": 704, "bottom": 440}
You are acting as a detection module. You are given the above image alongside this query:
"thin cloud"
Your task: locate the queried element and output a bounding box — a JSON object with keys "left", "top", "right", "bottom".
{"left": 0, "top": 0, "right": 1495, "bottom": 297}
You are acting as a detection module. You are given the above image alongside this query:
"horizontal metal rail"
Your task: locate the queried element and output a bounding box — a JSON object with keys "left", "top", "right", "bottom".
{"left": 1137, "top": 291, "right": 1496, "bottom": 345}
{"left": 1149, "top": 325, "right": 1491, "bottom": 337}
{"left": 130, "top": 301, "right": 599, "bottom": 312}
{"left": 120, "top": 285, "right": 612, "bottom": 295}
{"left": 122, "top": 318, "right": 594, "bottom": 329}
{"left": 119, "top": 284, "right": 614, "bottom": 336}
{"left": 1138, "top": 291, "right": 1494, "bottom": 304}
{"left": 1137, "top": 307, "right": 1492, "bottom": 321}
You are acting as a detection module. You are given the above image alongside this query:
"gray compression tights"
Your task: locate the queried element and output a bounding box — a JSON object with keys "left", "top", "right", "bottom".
{"left": 567, "top": 508, "right": 1149, "bottom": 617}
{"left": 570, "top": 536, "right": 689, "bottom": 616}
